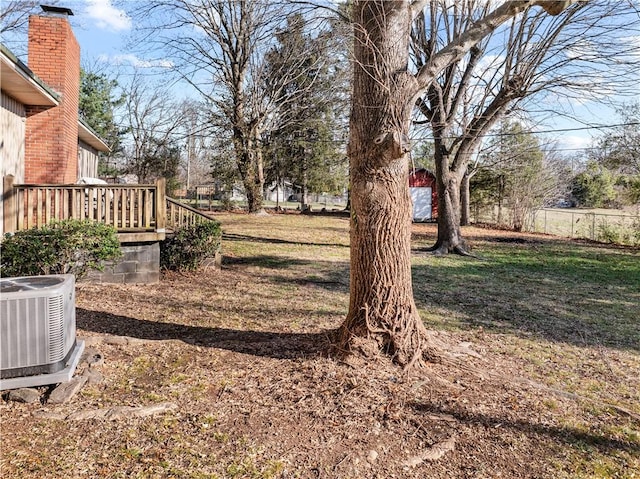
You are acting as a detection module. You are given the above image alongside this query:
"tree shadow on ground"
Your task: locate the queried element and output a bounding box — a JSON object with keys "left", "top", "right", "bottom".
{"left": 76, "top": 308, "right": 332, "bottom": 360}
{"left": 268, "top": 274, "right": 350, "bottom": 293}
{"left": 267, "top": 262, "right": 350, "bottom": 293}
{"left": 222, "top": 255, "right": 314, "bottom": 269}
{"left": 223, "top": 233, "right": 348, "bottom": 248}
{"left": 411, "top": 227, "right": 639, "bottom": 251}
{"left": 221, "top": 253, "right": 351, "bottom": 293}
{"left": 411, "top": 235, "right": 547, "bottom": 251}
{"left": 410, "top": 401, "right": 640, "bottom": 456}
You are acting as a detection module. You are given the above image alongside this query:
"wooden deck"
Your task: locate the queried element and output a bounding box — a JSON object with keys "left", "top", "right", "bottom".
{"left": 3, "top": 176, "right": 214, "bottom": 242}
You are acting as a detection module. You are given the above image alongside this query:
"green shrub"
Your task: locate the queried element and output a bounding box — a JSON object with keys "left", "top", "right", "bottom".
{"left": 595, "top": 220, "right": 621, "bottom": 244}
{"left": 160, "top": 220, "right": 222, "bottom": 271}
{"left": 220, "top": 196, "right": 237, "bottom": 211}
{"left": 1, "top": 219, "right": 121, "bottom": 279}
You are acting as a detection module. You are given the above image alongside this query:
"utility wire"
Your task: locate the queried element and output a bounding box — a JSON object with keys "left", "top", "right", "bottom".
{"left": 111, "top": 119, "right": 639, "bottom": 144}
{"left": 410, "top": 121, "right": 640, "bottom": 143}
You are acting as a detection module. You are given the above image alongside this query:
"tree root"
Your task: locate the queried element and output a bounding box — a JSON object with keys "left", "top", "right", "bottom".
{"left": 336, "top": 319, "right": 639, "bottom": 423}
{"left": 334, "top": 306, "right": 447, "bottom": 370}
{"left": 451, "top": 245, "right": 482, "bottom": 259}
{"left": 402, "top": 437, "right": 456, "bottom": 467}
{"left": 419, "top": 242, "right": 482, "bottom": 259}
{"left": 250, "top": 208, "right": 270, "bottom": 217}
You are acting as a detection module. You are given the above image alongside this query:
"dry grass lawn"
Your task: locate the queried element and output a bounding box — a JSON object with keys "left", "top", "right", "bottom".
{"left": 1, "top": 212, "right": 639, "bottom": 478}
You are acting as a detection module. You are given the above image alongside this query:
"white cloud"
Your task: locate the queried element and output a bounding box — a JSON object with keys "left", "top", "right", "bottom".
{"left": 565, "top": 40, "right": 600, "bottom": 62}
{"left": 621, "top": 35, "right": 640, "bottom": 59}
{"left": 98, "top": 53, "right": 174, "bottom": 69}
{"left": 85, "top": 0, "right": 131, "bottom": 32}
{"left": 558, "top": 134, "right": 592, "bottom": 151}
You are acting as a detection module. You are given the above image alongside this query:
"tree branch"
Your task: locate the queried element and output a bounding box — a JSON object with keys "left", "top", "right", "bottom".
{"left": 410, "top": 0, "right": 430, "bottom": 20}
{"left": 412, "top": 0, "right": 579, "bottom": 101}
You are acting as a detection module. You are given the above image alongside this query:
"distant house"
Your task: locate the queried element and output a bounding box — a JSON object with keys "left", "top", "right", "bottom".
{"left": 1, "top": 8, "right": 109, "bottom": 235}
{"left": 264, "top": 181, "right": 295, "bottom": 203}
{"left": 409, "top": 168, "right": 438, "bottom": 221}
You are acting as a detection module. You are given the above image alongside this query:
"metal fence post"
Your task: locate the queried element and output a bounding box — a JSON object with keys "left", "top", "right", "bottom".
{"left": 571, "top": 212, "right": 574, "bottom": 238}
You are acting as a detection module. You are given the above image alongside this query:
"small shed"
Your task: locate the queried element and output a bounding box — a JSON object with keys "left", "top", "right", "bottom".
{"left": 409, "top": 168, "right": 438, "bottom": 222}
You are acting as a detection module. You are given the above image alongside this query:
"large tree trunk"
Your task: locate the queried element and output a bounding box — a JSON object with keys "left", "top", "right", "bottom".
{"left": 335, "top": 0, "right": 576, "bottom": 365}
{"left": 243, "top": 173, "right": 263, "bottom": 213}
{"left": 430, "top": 144, "right": 468, "bottom": 255}
{"left": 460, "top": 169, "right": 471, "bottom": 226}
{"left": 429, "top": 137, "right": 468, "bottom": 255}
{"left": 233, "top": 124, "right": 265, "bottom": 214}
{"left": 235, "top": 145, "right": 264, "bottom": 213}
{"left": 335, "top": 1, "right": 432, "bottom": 367}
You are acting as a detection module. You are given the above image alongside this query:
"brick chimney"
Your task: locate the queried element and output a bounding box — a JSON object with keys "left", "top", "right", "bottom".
{"left": 24, "top": 8, "right": 80, "bottom": 184}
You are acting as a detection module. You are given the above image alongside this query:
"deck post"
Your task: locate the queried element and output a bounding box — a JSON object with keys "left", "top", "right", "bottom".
{"left": 3, "top": 175, "right": 17, "bottom": 234}
{"left": 156, "top": 178, "right": 166, "bottom": 234}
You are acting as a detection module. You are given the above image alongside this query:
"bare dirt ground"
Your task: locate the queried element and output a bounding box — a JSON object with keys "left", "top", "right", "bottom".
{"left": 1, "top": 214, "right": 638, "bottom": 478}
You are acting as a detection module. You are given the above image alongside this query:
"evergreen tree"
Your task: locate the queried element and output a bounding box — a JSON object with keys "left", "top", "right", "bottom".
{"left": 571, "top": 161, "right": 617, "bottom": 208}
{"left": 140, "top": 138, "right": 182, "bottom": 196}
{"left": 79, "top": 69, "right": 125, "bottom": 177}
{"left": 264, "top": 14, "right": 349, "bottom": 208}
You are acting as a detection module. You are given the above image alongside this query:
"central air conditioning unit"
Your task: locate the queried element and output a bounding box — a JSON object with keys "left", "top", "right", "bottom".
{"left": 0, "top": 275, "right": 85, "bottom": 390}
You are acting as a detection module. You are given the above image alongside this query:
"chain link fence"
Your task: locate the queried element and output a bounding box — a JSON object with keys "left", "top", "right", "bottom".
{"left": 474, "top": 206, "right": 640, "bottom": 246}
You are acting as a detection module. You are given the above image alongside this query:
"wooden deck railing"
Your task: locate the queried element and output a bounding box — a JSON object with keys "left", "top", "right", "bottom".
{"left": 3, "top": 176, "right": 216, "bottom": 241}
{"left": 166, "top": 197, "right": 216, "bottom": 231}
{"left": 3, "top": 176, "right": 166, "bottom": 240}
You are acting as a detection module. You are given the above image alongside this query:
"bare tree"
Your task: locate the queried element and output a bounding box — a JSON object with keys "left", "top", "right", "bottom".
{"left": 129, "top": 0, "right": 334, "bottom": 213}
{"left": 411, "top": 0, "right": 640, "bottom": 254}
{"left": 592, "top": 102, "right": 640, "bottom": 177}
{"left": 476, "top": 120, "right": 570, "bottom": 230}
{"left": 335, "top": 0, "right": 578, "bottom": 366}
{"left": 121, "top": 74, "right": 186, "bottom": 185}
{"left": 1, "top": 1, "right": 58, "bottom": 34}
{"left": 179, "top": 101, "right": 216, "bottom": 191}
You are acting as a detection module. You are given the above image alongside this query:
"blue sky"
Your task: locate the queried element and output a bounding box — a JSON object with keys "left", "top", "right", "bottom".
{"left": 67, "top": 1, "right": 148, "bottom": 68}
{"left": 6, "top": 0, "right": 634, "bottom": 154}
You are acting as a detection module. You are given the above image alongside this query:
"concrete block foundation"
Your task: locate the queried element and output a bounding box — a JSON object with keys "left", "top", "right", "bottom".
{"left": 86, "top": 241, "right": 160, "bottom": 284}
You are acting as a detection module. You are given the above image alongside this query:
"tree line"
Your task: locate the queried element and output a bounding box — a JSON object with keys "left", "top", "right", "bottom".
{"left": 76, "top": 6, "right": 351, "bottom": 210}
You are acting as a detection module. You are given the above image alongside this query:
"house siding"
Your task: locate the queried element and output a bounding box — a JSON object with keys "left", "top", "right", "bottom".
{"left": 1, "top": 91, "right": 27, "bottom": 236}
{"left": 1, "top": 92, "right": 26, "bottom": 182}
{"left": 78, "top": 140, "right": 99, "bottom": 179}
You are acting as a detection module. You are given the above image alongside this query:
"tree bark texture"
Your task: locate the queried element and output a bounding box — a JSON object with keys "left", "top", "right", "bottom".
{"left": 336, "top": 1, "right": 431, "bottom": 366}
{"left": 336, "top": 0, "right": 578, "bottom": 365}
{"left": 233, "top": 120, "right": 265, "bottom": 214}
{"left": 431, "top": 142, "right": 467, "bottom": 255}
{"left": 460, "top": 170, "right": 471, "bottom": 226}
